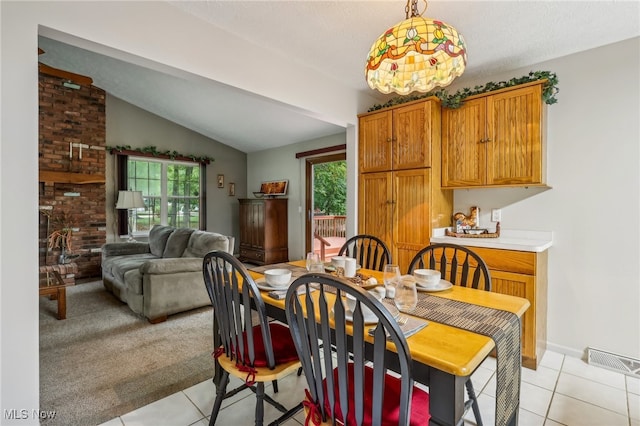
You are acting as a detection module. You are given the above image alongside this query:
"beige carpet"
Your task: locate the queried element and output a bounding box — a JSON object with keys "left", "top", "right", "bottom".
{"left": 39, "top": 280, "right": 214, "bottom": 425}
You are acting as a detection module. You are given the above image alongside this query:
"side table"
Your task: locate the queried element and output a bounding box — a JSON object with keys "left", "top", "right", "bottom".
{"left": 39, "top": 270, "right": 69, "bottom": 320}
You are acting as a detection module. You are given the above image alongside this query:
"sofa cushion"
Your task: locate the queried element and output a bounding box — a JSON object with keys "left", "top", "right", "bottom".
{"left": 107, "top": 254, "right": 157, "bottom": 283}
{"left": 162, "top": 228, "right": 195, "bottom": 258}
{"left": 102, "top": 253, "right": 156, "bottom": 277}
{"left": 140, "top": 257, "right": 202, "bottom": 274}
{"left": 149, "top": 225, "right": 175, "bottom": 257}
{"left": 183, "top": 231, "right": 230, "bottom": 258}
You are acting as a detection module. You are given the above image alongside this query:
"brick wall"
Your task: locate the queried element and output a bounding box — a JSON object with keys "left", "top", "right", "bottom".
{"left": 38, "top": 73, "right": 106, "bottom": 279}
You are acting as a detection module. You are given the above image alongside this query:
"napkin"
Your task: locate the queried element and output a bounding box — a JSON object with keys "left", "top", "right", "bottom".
{"left": 371, "top": 302, "right": 428, "bottom": 339}
{"left": 397, "top": 316, "right": 428, "bottom": 339}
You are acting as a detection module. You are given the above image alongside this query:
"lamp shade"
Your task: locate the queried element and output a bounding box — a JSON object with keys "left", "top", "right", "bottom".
{"left": 365, "top": 15, "right": 467, "bottom": 95}
{"left": 115, "top": 190, "right": 145, "bottom": 209}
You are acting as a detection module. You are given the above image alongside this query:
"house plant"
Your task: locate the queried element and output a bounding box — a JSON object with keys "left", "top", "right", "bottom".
{"left": 42, "top": 209, "right": 75, "bottom": 264}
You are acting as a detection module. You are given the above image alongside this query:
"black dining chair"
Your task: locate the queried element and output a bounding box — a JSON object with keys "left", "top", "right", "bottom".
{"left": 408, "top": 242, "right": 491, "bottom": 292}
{"left": 408, "top": 242, "right": 491, "bottom": 425}
{"left": 338, "top": 234, "right": 392, "bottom": 272}
{"left": 285, "top": 273, "right": 430, "bottom": 425}
{"left": 202, "top": 251, "right": 303, "bottom": 426}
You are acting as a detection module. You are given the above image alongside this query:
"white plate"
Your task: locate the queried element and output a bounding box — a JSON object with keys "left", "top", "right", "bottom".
{"left": 344, "top": 308, "right": 378, "bottom": 324}
{"left": 331, "top": 305, "right": 378, "bottom": 324}
{"left": 416, "top": 279, "right": 453, "bottom": 292}
{"left": 255, "top": 277, "right": 291, "bottom": 291}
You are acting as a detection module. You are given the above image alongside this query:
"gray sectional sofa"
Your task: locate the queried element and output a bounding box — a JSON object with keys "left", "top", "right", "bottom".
{"left": 101, "top": 225, "right": 234, "bottom": 323}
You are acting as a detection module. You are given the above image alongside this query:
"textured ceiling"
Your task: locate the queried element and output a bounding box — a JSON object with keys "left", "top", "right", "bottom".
{"left": 38, "top": 1, "right": 639, "bottom": 153}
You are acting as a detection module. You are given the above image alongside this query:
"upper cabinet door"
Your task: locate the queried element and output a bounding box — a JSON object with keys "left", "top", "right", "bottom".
{"left": 442, "top": 82, "right": 546, "bottom": 188}
{"left": 393, "top": 102, "right": 433, "bottom": 170}
{"left": 359, "top": 100, "right": 437, "bottom": 173}
{"left": 441, "top": 97, "right": 486, "bottom": 187}
{"left": 486, "top": 84, "right": 543, "bottom": 186}
{"left": 359, "top": 110, "right": 392, "bottom": 173}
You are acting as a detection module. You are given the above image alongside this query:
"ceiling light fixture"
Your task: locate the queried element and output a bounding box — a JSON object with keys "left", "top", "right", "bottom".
{"left": 365, "top": 0, "right": 467, "bottom": 95}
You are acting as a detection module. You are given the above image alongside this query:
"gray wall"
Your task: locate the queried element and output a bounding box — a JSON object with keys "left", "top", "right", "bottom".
{"left": 106, "top": 95, "right": 246, "bottom": 247}
{"left": 448, "top": 37, "right": 640, "bottom": 360}
{"left": 247, "top": 132, "right": 347, "bottom": 261}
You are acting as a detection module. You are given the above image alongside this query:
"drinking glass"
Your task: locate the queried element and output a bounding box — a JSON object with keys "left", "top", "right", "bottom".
{"left": 306, "top": 252, "right": 322, "bottom": 272}
{"left": 308, "top": 262, "right": 325, "bottom": 273}
{"left": 394, "top": 275, "right": 418, "bottom": 313}
{"left": 382, "top": 264, "right": 401, "bottom": 298}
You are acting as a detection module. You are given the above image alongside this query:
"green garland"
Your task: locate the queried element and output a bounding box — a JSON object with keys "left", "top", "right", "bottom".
{"left": 368, "top": 71, "right": 559, "bottom": 111}
{"left": 107, "top": 145, "right": 214, "bottom": 163}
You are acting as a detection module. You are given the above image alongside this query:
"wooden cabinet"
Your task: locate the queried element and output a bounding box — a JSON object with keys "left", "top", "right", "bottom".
{"left": 238, "top": 198, "right": 288, "bottom": 265}
{"left": 442, "top": 81, "right": 546, "bottom": 188}
{"left": 358, "top": 98, "right": 452, "bottom": 272}
{"left": 466, "top": 246, "right": 548, "bottom": 369}
{"left": 359, "top": 101, "right": 435, "bottom": 173}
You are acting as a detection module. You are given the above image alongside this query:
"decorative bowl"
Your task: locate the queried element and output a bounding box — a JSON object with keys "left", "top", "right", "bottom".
{"left": 413, "top": 269, "right": 441, "bottom": 287}
{"left": 264, "top": 268, "right": 292, "bottom": 288}
{"left": 253, "top": 191, "right": 265, "bottom": 198}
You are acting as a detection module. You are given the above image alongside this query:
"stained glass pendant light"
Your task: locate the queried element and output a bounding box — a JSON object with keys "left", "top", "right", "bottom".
{"left": 366, "top": 0, "right": 467, "bottom": 95}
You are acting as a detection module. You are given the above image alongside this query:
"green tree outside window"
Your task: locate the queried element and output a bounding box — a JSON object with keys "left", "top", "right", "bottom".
{"left": 314, "top": 161, "right": 346, "bottom": 215}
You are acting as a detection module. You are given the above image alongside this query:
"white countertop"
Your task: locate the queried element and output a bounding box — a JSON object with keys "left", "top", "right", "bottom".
{"left": 430, "top": 228, "right": 553, "bottom": 252}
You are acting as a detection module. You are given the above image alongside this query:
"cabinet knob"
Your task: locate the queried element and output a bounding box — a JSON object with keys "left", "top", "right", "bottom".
{"left": 386, "top": 137, "right": 392, "bottom": 142}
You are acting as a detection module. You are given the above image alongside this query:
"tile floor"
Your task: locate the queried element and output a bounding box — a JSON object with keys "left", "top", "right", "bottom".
{"left": 99, "top": 350, "right": 640, "bottom": 426}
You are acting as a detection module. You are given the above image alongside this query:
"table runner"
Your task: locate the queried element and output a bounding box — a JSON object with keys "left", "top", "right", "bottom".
{"left": 410, "top": 292, "right": 521, "bottom": 426}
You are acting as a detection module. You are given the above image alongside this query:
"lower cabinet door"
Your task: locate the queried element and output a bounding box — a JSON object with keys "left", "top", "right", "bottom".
{"left": 491, "top": 270, "right": 540, "bottom": 369}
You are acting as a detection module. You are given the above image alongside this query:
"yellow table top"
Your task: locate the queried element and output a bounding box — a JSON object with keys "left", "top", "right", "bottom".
{"left": 249, "top": 260, "right": 530, "bottom": 377}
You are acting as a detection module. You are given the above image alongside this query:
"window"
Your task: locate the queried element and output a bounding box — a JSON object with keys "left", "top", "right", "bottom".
{"left": 127, "top": 157, "right": 201, "bottom": 232}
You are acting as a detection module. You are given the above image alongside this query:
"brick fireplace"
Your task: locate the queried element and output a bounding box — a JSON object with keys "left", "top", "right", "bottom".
{"left": 38, "top": 73, "right": 106, "bottom": 279}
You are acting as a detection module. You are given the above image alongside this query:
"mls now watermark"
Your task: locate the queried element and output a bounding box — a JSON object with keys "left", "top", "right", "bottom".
{"left": 4, "top": 409, "right": 57, "bottom": 420}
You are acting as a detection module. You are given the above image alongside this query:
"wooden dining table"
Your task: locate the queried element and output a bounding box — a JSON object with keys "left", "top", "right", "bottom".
{"left": 242, "top": 260, "right": 530, "bottom": 426}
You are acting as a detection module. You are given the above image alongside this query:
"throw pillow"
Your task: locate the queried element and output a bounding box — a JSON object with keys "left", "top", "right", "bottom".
{"left": 162, "top": 228, "right": 195, "bottom": 258}
{"left": 148, "top": 225, "right": 175, "bottom": 257}
{"left": 182, "top": 231, "right": 229, "bottom": 258}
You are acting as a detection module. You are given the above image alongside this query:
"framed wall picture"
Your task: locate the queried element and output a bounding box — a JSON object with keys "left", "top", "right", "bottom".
{"left": 228, "top": 183, "right": 235, "bottom": 196}
{"left": 217, "top": 174, "right": 224, "bottom": 188}
{"left": 259, "top": 179, "right": 288, "bottom": 196}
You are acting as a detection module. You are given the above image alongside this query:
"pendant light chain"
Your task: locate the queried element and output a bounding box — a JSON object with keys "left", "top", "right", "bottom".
{"left": 406, "top": 0, "right": 427, "bottom": 19}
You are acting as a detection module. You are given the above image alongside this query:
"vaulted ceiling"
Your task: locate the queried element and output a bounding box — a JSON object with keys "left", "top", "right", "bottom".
{"left": 38, "top": 1, "right": 639, "bottom": 153}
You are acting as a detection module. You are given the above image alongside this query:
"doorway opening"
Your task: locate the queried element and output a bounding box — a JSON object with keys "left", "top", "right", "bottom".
{"left": 304, "top": 153, "right": 347, "bottom": 261}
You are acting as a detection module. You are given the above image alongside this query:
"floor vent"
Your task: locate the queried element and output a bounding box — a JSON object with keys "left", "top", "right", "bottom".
{"left": 587, "top": 347, "right": 640, "bottom": 377}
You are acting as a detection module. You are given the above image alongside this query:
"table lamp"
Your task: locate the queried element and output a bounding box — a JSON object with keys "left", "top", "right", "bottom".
{"left": 115, "top": 190, "right": 145, "bottom": 241}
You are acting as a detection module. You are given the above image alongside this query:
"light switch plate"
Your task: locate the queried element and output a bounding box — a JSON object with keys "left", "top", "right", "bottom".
{"left": 491, "top": 208, "right": 502, "bottom": 222}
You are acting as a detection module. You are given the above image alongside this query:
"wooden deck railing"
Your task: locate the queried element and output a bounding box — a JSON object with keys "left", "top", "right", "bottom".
{"left": 313, "top": 215, "right": 346, "bottom": 261}
{"left": 314, "top": 215, "right": 346, "bottom": 238}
